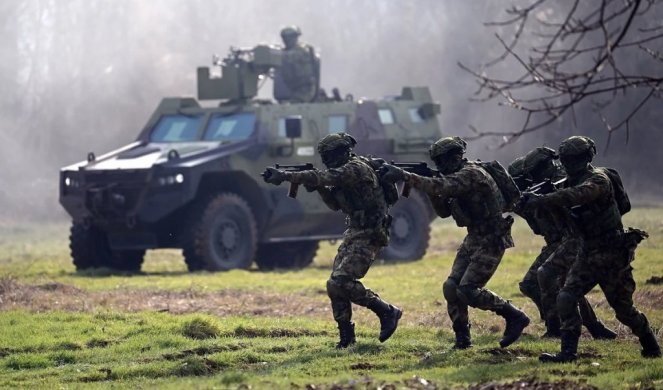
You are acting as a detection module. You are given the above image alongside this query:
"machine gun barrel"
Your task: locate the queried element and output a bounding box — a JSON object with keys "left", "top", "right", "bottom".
{"left": 391, "top": 161, "right": 438, "bottom": 198}
{"left": 524, "top": 177, "right": 566, "bottom": 196}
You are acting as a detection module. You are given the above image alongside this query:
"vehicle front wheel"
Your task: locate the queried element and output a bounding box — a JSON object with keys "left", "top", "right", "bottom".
{"left": 381, "top": 193, "right": 430, "bottom": 261}
{"left": 70, "top": 222, "right": 145, "bottom": 272}
{"left": 182, "top": 193, "right": 258, "bottom": 272}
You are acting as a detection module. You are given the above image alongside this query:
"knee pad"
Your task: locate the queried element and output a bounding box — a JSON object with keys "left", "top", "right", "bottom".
{"left": 537, "top": 265, "right": 556, "bottom": 287}
{"left": 457, "top": 285, "right": 481, "bottom": 306}
{"left": 442, "top": 278, "right": 459, "bottom": 300}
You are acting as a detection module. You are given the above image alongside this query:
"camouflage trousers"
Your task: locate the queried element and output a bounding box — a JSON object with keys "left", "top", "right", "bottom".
{"left": 442, "top": 233, "right": 509, "bottom": 327}
{"left": 558, "top": 243, "right": 651, "bottom": 337}
{"left": 326, "top": 229, "right": 383, "bottom": 323}
{"left": 521, "top": 237, "right": 605, "bottom": 327}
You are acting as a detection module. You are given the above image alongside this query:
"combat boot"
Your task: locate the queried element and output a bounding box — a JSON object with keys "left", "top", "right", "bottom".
{"left": 495, "top": 302, "right": 530, "bottom": 348}
{"left": 639, "top": 329, "right": 662, "bottom": 358}
{"left": 452, "top": 322, "right": 472, "bottom": 349}
{"left": 542, "top": 317, "right": 561, "bottom": 339}
{"left": 586, "top": 321, "right": 617, "bottom": 340}
{"left": 367, "top": 299, "right": 402, "bottom": 342}
{"left": 540, "top": 330, "right": 579, "bottom": 363}
{"left": 335, "top": 321, "right": 356, "bottom": 349}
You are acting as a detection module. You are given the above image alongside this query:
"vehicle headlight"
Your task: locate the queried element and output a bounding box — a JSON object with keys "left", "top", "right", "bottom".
{"left": 157, "top": 173, "right": 184, "bottom": 186}
{"left": 64, "top": 174, "right": 82, "bottom": 188}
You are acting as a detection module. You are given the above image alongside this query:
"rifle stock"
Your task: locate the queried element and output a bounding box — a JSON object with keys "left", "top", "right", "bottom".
{"left": 390, "top": 162, "right": 438, "bottom": 197}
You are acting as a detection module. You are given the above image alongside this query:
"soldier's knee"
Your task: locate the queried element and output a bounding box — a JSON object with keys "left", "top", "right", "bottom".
{"left": 326, "top": 275, "right": 351, "bottom": 299}
{"left": 556, "top": 290, "right": 578, "bottom": 313}
{"left": 442, "top": 278, "right": 459, "bottom": 300}
{"left": 457, "top": 285, "right": 480, "bottom": 306}
{"left": 519, "top": 280, "right": 537, "bottom": 299}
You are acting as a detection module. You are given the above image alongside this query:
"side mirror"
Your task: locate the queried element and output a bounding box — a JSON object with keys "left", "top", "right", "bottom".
{"left": 285, "top": 116, "right": 302, "bottom": 138}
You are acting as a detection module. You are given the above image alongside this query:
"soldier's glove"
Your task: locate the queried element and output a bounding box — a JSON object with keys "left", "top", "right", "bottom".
{"left": 262, "top": 167, "right": 287, "bottom": 185}
{"left": 379, "top": 164, "right": 406, "bottom": 184}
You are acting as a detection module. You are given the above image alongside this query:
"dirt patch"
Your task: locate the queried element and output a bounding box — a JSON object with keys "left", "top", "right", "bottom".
{"left": 163, "top": 345, "right": 238, "bottom": 360}
{"left": 230, "top": 325, "right": 326, "bottom": 338}
{"left": 482, "top": 347, "right": 537, "bottom": 357}
{"left": 350, "top": 362, "right": 374, "bottom": 370}
{"left": 0, "top": 278, "right": 329, "bottom": 318}
{"left": 633, "top": 289, "right": 663, "bottom": 310}
{"left": 467, "top": 379, "right": 598, "bottom": 390}
{"left": 646, "top": 276, "right": 663, "bottom": 285}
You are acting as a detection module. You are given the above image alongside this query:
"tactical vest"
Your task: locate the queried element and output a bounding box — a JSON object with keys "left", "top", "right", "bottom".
{"left": 332, "top": 157, "right": 388, "bottom": 229}
{"left": 567, "top": 168, "right": 623, "bottom": 238}
{"left": 450, "top": 163, "right": 503, "bottom": 228}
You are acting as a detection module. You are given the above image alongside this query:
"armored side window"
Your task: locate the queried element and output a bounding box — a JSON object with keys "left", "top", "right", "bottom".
{"left": 327, "top": 115, "right": 348, "bottom": 133}
{"left": 378, "top": 109, "right": 395, "bottom": 125}
{"left": 203, "top": 113, "right": 256, "bottom": 141}
{"left": 150, "top": 115, "right": 204, "bottom": 142}
{"left": 408, "top": 108, "right": 423, "bottom": 123}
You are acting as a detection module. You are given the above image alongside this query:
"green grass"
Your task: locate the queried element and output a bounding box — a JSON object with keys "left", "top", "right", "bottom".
{"left": 0, "top": 209, "right": 662, "bottom": 388}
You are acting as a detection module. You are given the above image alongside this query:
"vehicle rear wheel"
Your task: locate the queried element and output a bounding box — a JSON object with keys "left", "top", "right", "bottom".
{"left": 182, "top": 193, "right": 257, "bottom": 271}
{"left": 254, "top": 241, "right": 319, "bottom": 270}
{"left": 381, "top": 193, "right": 430, "bottom": 261}
{"left": 70, "top": 222, "right": 145, "bottom": 272}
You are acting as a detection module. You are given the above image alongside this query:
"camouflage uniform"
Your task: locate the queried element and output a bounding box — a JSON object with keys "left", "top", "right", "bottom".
{"left": 541, "top": 168, "right": 651, "bottom": 336}
{"left": 537, "top": 136, "right": 660, "bottom": 362}
{"left": 405, "top": 162, "right": 517, "bottom": 331}
{"left": 512, "top": 151, "right": 614, "bottom": 338}
{"left": 288, "top": 155, "right": 389, "bottom": 322}
{"left": 280, "top": 43, "right": 317, "bottom": 103}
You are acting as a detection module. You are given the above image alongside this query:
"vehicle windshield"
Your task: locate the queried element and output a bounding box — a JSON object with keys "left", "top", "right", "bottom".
{"left": 150, "top": 115, "right": 204, "bottom": 142}
{"left": 203, "top": 113, "right": 256, "bottom": 141}
{"left": 149, "top": 113, "right": 256, "bottom": 142}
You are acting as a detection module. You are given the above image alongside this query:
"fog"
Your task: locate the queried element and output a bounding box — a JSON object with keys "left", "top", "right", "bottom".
{"left": 1, "top": 1, "right": 661, "bottom": 220}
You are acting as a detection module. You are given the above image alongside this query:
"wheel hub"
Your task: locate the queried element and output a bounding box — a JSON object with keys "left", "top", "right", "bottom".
{"left": 215, "top": 219, "right": 240, "bottom": 257}
{"left": 392, "top": 215, "right": 410, "bottom": 240}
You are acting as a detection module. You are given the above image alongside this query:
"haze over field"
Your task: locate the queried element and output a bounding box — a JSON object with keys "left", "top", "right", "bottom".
{"left": 1, "top": 1, "right": 661, "bottom": 219}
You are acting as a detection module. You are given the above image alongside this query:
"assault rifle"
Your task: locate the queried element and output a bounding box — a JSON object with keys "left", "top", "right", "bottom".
{"left": 262, "top": 163, "right": 315, "bottom": 198}
{"left": 390, "top": 162, "right": 439, "bottom": 198}
{"left": 524, "top": 177, "right": 566, "bottom": 196}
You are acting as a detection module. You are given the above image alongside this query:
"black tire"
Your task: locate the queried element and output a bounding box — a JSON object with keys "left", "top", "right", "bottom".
{"left": 254, "top": 241, "right": 319, "bottom": 270}
{"left": 381, "top": 193, "right": 430, "bottom": 261}
{"left": 182, "top": 193, "right": 257, "bottom": 272}
{"left": 70, "top": 222, "right": 145, "bottom": 272}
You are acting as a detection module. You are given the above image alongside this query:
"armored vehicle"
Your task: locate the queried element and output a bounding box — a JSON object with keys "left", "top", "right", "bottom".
{"left": 59, "top": 45, "right": 443, "bottom": 272}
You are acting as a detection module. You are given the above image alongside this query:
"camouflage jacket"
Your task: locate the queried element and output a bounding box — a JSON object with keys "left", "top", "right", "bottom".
{"left": 281, "top": 43, "right": 316, "bottom": 90}
{"left": 405, "top": 161, "right": 505, "bottom": 233}
{"left": 517, "top": 166, "right": 572, "bottom": 242}
{"left": 539, "top": 166, "right": 622, "bottom": 239}
{"left": 287, "top": 156, "right": 389, "bottom": 240}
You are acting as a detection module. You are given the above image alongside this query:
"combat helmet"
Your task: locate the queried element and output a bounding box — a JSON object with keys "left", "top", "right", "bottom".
{"left": 429, "top": 136, "right": 467, "bottom": 160}
{"left": 280, "top": 25, "right": 301, "bottom": 38}
{"left": 558, "top": 136, "right": 596, "bottom": 158}
{"left": 522, "top": 146, "right": 558, "bottom": 174}
{"left": 318, "top": 132, "right": 356, "bottom": 168}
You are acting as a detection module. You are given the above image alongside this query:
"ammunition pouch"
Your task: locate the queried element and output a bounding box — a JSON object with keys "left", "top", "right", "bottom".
{"left": 450, "top": 199, "right": 471, "bottom": 227}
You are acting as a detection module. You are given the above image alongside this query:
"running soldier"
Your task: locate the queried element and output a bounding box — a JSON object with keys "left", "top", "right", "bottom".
{"left": 524, "top": 136, "right": 661, "bottom": 362}
{"left": 380, "top": 136, "right": 529, "bottom": 349}
{"left": 509, "top": 147, "right": 616, "bottom": 339}
{"left": 262, "top": 133, "right": 401, "bottom": 348}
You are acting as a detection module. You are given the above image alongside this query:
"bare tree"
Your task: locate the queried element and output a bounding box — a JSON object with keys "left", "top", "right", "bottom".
{"left": 461, "top": 0, "right": 663, "bottom": 147}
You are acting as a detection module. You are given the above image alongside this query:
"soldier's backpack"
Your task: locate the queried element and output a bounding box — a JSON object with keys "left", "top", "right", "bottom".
{"left": 598, "top": 167, "right": 631, "bottom": 215}
{"left": 479, "top": 160, "right": 521, "bottom": 212}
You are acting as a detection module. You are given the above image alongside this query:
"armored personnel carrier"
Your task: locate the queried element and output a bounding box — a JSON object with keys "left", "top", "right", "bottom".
{"left": 59, "top": 45, "right": 443, "bottom": 272}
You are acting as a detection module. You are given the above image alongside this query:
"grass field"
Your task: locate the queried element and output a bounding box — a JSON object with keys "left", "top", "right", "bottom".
{"left": 1, "top": 209, "right": 662, "bottom": 389}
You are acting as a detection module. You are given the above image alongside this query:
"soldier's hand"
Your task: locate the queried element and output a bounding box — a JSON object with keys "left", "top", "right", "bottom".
{"left": 379, "top": 164, "right": 406, "bottom": 183}
{"left": 262, "top": 167, "right": 287, "bottom": 185}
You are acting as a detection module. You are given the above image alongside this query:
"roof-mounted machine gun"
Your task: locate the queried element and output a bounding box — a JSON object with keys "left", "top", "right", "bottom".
{"left": 197, "top": 45, "right": 283, "bottom": 102}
